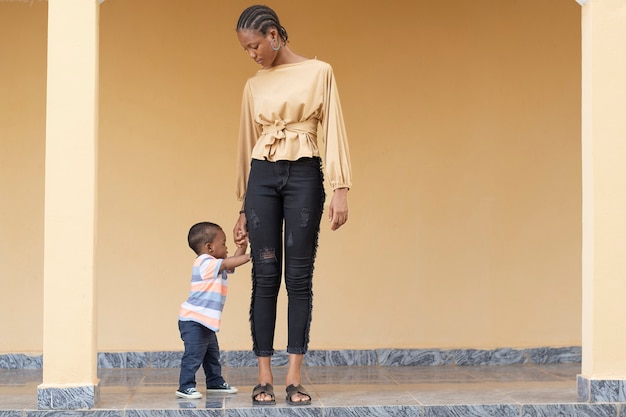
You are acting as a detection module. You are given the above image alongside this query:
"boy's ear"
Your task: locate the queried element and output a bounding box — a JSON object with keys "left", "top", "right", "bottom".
{"left": 206, "top": 242, "right": 213, "bottom": 252}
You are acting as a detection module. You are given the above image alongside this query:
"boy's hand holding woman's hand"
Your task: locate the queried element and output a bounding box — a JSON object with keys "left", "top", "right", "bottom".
{"left": 234, "top": 211, "right": 248, "bottom": 248}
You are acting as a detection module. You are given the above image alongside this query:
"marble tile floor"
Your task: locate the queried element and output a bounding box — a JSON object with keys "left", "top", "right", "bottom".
{"left": 1, "top": 363, "right": 622, "bottom": 416}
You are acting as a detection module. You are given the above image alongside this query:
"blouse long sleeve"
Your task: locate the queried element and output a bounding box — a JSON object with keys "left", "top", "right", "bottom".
{"left": 321, "top": 66, "right": 352, "bottom": 191}
{"left": 235, "top": 81, "right": 261, "bottom": 201}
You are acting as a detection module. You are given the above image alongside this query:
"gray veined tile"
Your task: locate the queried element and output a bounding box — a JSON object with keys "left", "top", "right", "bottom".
{"left": 0, "top": 348, "right": 583, "bottom": 370}
{"left": 0, "top": 410, "right": 29, "bottom": 417}
{"left": 305, "top": 350, "right": 378, "bottom": 367}
{"left": 0, "top": 410, "right": 22, "bottom": 417}
{"left": 527, "top": 347, "right": 582, "bottom": 365}
{"left": 0, "top": 354, "right": 42, "bottom": 370}
{"left": 268, "top": 351, "right": 290, "bottom": 367}
{"left": 0, "top": 411, "right": 24, "bottom": 417}
{"left": 378, "top": 349, "right": 454, "bottom": 367}
{"left": 224, "top": 350, "right": 259, "bottom": 367}
{"left": 423, "top": 404, "right": 519, "bottom": 417}
{"left": 149, "top": 352, "right": 184, "bottom": 369}
{"left": 25, "top": 411, "right": 123, "bottom": 417}
{"left": 225, "top": 350, "right": 290, "bottom": 368}
{"left": 451, "top": 348, "right": 527, "bottom": 366}
{"left": 589, "top": 378, "right": 626, "bottom": 402}
{"left": 325, "top": 405, "right": 422, "bottom": 417}
{"left": 98, "top": 352, "right": 149, "bottom": 369}
{"left": 577, "top": 375, "right": 590, "bottom": 402}
{"left": 522, "top": 403, "right": 617, "bottom": 417}
{"left": 37, "top": 385, "right": 98, "bottom": 410}
{"left": 225, "top": 406, "right": 323, "bottom": 417}
{"left": 126, "top": 410, "right": 222, "bottom": 417}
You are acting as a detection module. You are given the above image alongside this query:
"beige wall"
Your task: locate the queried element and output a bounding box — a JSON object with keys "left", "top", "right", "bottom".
{"left": 0, "top": 0, "right": 581, "bottom": 353}
{"left": 0, "top": 3, "right": 47, "bottom": 352}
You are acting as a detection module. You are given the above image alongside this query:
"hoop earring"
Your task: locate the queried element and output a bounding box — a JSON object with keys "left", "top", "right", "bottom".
{"left": 271, "top": 38, "right": 281, "bottom": 51}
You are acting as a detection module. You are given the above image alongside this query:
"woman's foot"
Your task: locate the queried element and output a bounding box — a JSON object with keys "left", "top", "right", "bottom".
{"left": 252, "top": 383, "right": 275, "bottom": 405}
{"left": 254, "top": 356, "right": 274, "bottom": 403}
{"left": 285, "top": 353, "right": 310, "bottom": 404}
{"left": 286, "top": 384, "right": 311, "bottom": 405}
{"left": 253, "top": 386, "right": 275, "bottom": 403}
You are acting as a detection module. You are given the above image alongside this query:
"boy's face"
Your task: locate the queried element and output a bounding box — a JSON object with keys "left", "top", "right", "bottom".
{"left": 208, "top": 229, "right": 228, "bottom": 259}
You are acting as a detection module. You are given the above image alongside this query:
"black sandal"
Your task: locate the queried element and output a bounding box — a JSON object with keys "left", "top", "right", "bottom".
{"left": 252, "top": 383, "right": 276, "bottom": 406}
{"left": 285, "top": 384, "right": 311, "bottom": 406}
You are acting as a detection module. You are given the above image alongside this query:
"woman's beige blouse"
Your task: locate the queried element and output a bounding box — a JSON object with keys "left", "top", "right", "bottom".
{"left": 236, "top": 59, "right": 352, "bottom": 201}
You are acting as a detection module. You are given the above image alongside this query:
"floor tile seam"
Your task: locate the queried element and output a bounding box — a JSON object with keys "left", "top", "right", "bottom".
{"left": 134, "top": 368, "right": 149, "bottom": 390}
{"left": 384, "top": 371, "right": 410, "bottom": 386}
{"left": 120, "top": 387, "right": 139, "bottom": 412}
{"left": 488, "top": 383, "right": 526, "bottom": 406}
{"left": 529, "top": 363, "right": 576, "bottom": 381}
{"left": 404, "top": 388, "right": 426, "bottom": 407}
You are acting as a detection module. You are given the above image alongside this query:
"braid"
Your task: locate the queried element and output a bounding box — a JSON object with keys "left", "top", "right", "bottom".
{"left": 236, "top": 5, "right": 289, "bottom": 43}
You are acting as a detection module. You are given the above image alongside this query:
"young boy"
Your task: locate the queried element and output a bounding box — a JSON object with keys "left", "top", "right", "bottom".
{"left": 176, "top": 221, "right": 250, "bottom": 399}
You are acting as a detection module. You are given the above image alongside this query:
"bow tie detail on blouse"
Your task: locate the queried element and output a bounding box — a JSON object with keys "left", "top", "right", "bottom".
{"left": 261, "top": 119, "right": 318, "bottom": 158}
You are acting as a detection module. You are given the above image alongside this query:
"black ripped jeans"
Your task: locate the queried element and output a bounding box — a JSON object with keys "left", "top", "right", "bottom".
{"left": 244, "top": 157, "right": 325, "bottom": 357}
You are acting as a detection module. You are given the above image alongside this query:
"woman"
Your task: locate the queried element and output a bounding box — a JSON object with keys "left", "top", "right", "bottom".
{"left": 233, "top": 5, "right": 352, "bottom": 406}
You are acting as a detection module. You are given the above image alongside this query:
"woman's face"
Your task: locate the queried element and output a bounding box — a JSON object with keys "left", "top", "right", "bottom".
{"left": 237, "top": 28, "right": 278, "bottom": 69}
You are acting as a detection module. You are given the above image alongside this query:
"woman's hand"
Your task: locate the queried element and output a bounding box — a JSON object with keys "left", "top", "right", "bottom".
{"left": 329, "top": 188, "right": 349, "bottom": 231}
{"left": 233, "top": 212, "right": 248, "bottom": 247}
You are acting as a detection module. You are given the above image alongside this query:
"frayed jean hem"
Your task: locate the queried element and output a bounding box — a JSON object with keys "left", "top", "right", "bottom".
{"left": 254, "top": 349, "right": 275, "bottom": 357}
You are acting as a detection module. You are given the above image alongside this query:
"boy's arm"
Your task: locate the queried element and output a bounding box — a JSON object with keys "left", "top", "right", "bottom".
{"left": 233, "top": 243, "right": 248, "bottom": 258}
{"left": 219, "top": 243, "right": 250, "bottom": 272}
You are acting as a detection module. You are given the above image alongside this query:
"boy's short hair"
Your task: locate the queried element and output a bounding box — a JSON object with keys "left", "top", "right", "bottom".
{"left": 188, "top": 222, "right": 222, "bottom": 255}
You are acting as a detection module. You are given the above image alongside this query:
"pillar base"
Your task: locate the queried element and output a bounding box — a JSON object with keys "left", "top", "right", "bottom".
{"left": 37, "top": 383, "right": 100, "bottom": 409}
{"left": 578, "top": 375, "right": 626, "bottom": 402}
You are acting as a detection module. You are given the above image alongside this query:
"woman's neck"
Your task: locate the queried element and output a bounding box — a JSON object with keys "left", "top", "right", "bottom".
{"left": 272, "top": 46, "right": 308, "bottom": 67}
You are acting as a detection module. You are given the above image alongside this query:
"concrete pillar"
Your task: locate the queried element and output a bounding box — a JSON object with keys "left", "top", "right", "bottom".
{"left": 38, "top": 0, "right": 100, "bottom": 409}
{"left": 578, "top": 0, "right": 626, "bottom": 403}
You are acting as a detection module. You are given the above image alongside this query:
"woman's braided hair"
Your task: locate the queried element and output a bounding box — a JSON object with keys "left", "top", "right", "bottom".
{"left": 236, "top": 5, "right": 289, "bottom": 44}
